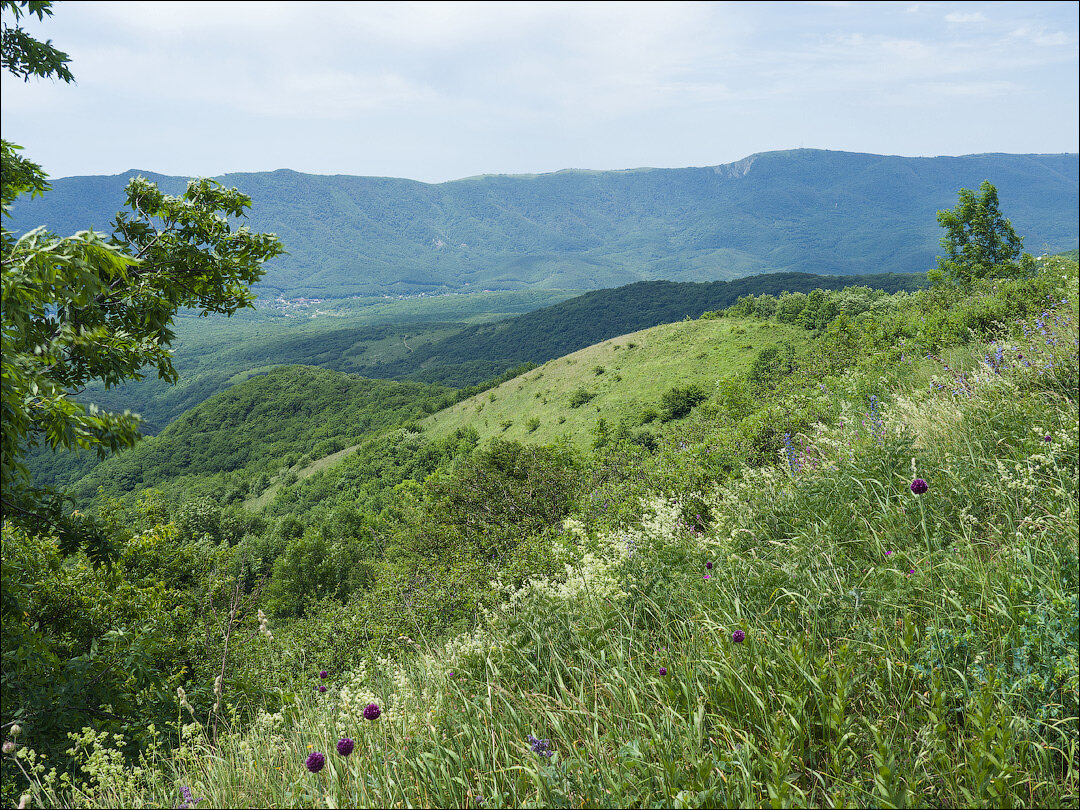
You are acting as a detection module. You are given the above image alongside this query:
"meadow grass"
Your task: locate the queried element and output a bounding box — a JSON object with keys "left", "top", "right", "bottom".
{"left": 422, "top": 316, "right": 805, "bottom": 449}
{"left": 10, "top": 271, "right": 1080, "bottom": 807}
{"left": 16, "top": 294, "right": 1077, "bottom": 809}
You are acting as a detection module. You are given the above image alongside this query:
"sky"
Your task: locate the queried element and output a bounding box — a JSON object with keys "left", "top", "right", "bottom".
{"left": 1, "top": 1, "right": 1077, "bottom": 183}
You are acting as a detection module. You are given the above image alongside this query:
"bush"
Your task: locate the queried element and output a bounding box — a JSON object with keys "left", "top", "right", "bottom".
{"left": 659, "top": 384, "right": 707, "bottom": 422}
{"left": 568, "top": 387, "right": 595, "bottom": 408}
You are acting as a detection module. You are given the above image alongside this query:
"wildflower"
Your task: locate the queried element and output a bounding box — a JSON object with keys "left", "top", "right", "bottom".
{"left": 732, "top": 630, "right": 746, "bottom": 643}
{"left": 1045, "top": 434, "right": 1052, "bottom": 442}
{"left": 177, "top": 686, "right": 195, "bottom": 718}
{"left": 305, "top": 751, "right": 326, "bottom": 773}
{"left": 2, "top": 741, "right": 14, "bottom": 754}
{"left": 705, "top": 561, "right": 713, "bottom": 570}
{"left": 176, "top": 785, "right": 206, "bottom": 809}
{"left": 363, "top": 703, "right": 382, "bottom": 721}
{"left": 908, "top": 569, "right": 915, "bottom": 576}
{"left": 257, "top": 609, "right": 272, "bottom": 640}
{"left": 528, "top": 734, "right": 554, "bottom": 759}
{"left": 318, "top": 685, "right": 327, "bottom": 693}
{"left": 659, "top": 666, "right": 667, "bottom": 676}
{"left": 703, "top": 574, "right": 710, "bottom": 580}
{"left": 319, "top": 670, "right": 328, "bottom": 679}
{"left": 448, "top": 671, "right": 455, "bottom": 677}
{"left": 885, "top": 550, "right": 893, "bottom": 557}
{"left": 336, "top": 737, "right": 355, "bottom": 757}
{"left": 910, "top": 478, "right": 928, "bottom": 495}
{"left": 9, "top": 726, "right": 20, "bottom": 738}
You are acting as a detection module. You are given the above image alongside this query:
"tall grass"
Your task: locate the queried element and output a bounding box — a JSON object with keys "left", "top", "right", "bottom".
{"left": 10, "top": 290, "right": 1078, "bottom": 809}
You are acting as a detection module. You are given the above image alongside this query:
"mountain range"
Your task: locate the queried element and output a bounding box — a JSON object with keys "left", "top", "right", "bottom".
{"left": 8, "top": 149, "right": 1077, "bottom": 298}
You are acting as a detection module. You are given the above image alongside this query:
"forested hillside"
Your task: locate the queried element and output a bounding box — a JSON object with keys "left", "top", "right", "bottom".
{"left": 9, "top": 150, "right": 1077, "bottom": 297}
{"left": 45, "top": 366, "right": 453, "bottom": 504}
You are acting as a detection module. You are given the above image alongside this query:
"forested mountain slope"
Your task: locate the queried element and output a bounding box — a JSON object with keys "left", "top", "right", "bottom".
{"left": 9, "top": 150, "right": 1077, "bottom": 297}
{"left": 57, "top": 365, "right": 452, "bottom": 503}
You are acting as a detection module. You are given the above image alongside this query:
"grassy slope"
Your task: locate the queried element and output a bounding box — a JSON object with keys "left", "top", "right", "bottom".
{"left": 422, "top": 317, "right": 803, "bottom": 448}
{"left": 27, "top": 263, "right": 1078, "bottom": 809}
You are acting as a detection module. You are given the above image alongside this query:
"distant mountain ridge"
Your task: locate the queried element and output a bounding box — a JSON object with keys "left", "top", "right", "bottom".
{"left": 8, "top": 149, "right": 1077, "bottom": 297}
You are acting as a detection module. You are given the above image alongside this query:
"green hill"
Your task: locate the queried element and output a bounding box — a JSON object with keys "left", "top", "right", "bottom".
{"left": 382, "top": 272, "right": 926, "bottom": 385}
{"left": 63, "top": 365, "right": 452, "bottom": 504}
{"left": 9, "top": 150, "right": 1077, "bottom": 298}
{"left": 421, "top": 317, "right": 803, "bottom": 449}
{"left": 44, "top": 272, "right": 925, "bottom": 445}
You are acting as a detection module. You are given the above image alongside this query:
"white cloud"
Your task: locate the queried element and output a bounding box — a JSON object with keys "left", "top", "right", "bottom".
{"left": 945, "top": 11, "right": 988, "bottom": 24}
{"left": 2, "top": 0, "right": 1075, "bottom": 181}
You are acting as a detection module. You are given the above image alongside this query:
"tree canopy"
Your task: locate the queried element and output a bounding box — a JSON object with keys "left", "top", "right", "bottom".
{"left": 932, "top": 179, "right": 1032, "bottom": 285}
{"left": 1, "top": 0, "right": 285, "bottom": 561}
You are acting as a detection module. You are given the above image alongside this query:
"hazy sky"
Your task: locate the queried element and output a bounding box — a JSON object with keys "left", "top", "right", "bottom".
{"left": 2, "top": 1, "right": 1077, "bottom": 183}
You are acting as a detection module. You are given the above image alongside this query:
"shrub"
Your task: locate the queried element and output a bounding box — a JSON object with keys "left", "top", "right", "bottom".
{"left": 659, "top": 384, "right": 707, "bottom": 422}
{"left": 568, "top": 387, "right": 595, "bottom": 408}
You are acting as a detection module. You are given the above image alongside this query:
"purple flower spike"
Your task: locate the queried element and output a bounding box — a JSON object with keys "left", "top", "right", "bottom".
{"left": 177, "top": 786, "right": 206, "bottom": 809}
{"left": 319, "top": 670, "right": 328, "bottom": 679}
{"left": 659, "top": 666, "right": 667, "bottom": 676}
{"left": 318, "top": 685, "right": 327, "bottom": 693}
{"left": 363, "top": 702, "right": 382, "bottom": 721}
{"left": 528, "top": 734, "right": 554, "bottom": 759}
{"left": 732, "top": 629, "right": 746, "bottom": 643}
{"left": 910, "top": 478, "right": 928, "bottom": 495}
{"left": 305, "top": 751, "right": 325, "bottom": 773}
{"left": 336, "top": 737, "right": 354, "bottom": 757}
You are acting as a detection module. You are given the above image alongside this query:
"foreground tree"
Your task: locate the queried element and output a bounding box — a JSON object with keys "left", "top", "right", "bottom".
{"left": 1, "top": 1, "right": 285, "bottom": 561}
{"left": 931, "top": 179, "right": 1032, "bottom": 285}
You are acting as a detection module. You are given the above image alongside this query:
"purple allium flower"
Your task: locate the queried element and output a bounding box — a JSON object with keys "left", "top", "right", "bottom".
{"left": 659, "top": 666, "right": 667, "bottom": 676}
{"left": 336, "top": 737, "right": 354, "bottom": 757}
{"left": 319, "top": 670, "right": 328, "bottom": 679}
{"left": 363, "top": 702, "right": 382, "bottom": 721}
{"left": 528, "top": 734, "right": 554, "bottom": 758}
{"left": 732, "top": 629, "right": 746, "bottom": 643}
{"left": 305, "top": 751, "right": 326, "bottom": 773}
{"left": 318, "top": 685, "right": 327, "bottom": 693}
{"left": 705, "top": 561, "right": 713, "bottom": 570}
{"left": 1045, "top": 434, "right": 1052, "bottom": 442}
{"left": 910, "top": 478, "right": 928, "bottom": 495}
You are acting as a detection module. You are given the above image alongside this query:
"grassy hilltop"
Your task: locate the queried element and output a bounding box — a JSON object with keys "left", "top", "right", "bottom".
{"left": 5, "top": 254, "right": 1075, "bottom": 809}
{"left": 422, "top": 316, "right": 804, "bottom": 448}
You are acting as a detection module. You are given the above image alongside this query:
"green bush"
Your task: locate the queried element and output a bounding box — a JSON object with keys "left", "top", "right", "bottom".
{"left": 659, "top": 384, "right": 707, "bottom": 422}
{"left": 568, "top": 387, "right": 595, "bottom": 408}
